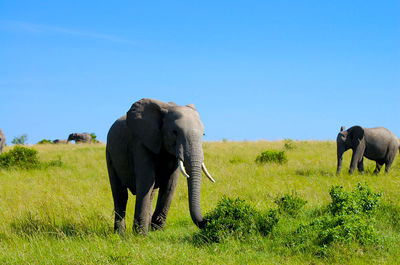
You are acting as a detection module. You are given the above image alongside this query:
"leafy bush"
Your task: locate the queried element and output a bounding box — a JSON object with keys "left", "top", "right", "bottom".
{"left": 0, "top": 146, "right": 63, "bottom": 170}
{"left": 0, "top": 146, "right": 40, "bottom": 169}
{"left": 194, "top": 197, "right": 278, "bottom": 243}
{"left": 37, "top": 139, "right": 53, "bottom": 144}
{"left": 329, "top": 183, "right": 381, "bottom": 216}
{"left": 275, "top": 192, "right": 307, "bottom": 217}
{"left": 256, "top": 150, "right": 287, "bottom": 164}
{"left": 11, "top": 134, "right": 28, "bottom": 145}
{"left": 283, "top": 139, "right": 296, "bottom": 150}
{"left": 291, "top": 183, "right": 382, "bottom": 253}
{"left": 90, "top": 133, "right": 98, "bottom": 143}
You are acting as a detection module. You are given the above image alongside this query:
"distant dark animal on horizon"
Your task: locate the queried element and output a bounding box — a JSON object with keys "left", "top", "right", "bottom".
{"left": 53, "top": 139, "right": 68, "bottom": 144}
{"left": 67, "top": 133, "right": 92, "bottom": 143}
{"left": 336, "top": 126, "right": 400, "bottom": 174}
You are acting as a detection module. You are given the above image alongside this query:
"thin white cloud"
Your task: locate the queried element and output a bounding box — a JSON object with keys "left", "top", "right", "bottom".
{"left": 0, "top": 20, "right": 138, "bottom": 45}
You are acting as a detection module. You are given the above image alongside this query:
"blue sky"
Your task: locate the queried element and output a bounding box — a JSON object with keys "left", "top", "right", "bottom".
{"left": 1, "top": 1, "right": 399, "bottom": 144}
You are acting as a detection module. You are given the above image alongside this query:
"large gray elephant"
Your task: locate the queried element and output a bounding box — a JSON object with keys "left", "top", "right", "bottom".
{"left": 106, "top": 98, "right": 215, "bottom": 235}
{"left": 0, "top": 128, "right": 5, "bottom": 153}
{"left": 336, "top": 126, "right": 400, "bottom": 174}
{"left": 67, "top": 133, "right": 92, "bottom": 143}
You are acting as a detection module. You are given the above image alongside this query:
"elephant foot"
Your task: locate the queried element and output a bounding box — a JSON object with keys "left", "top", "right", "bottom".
{"left": 133, "top": 219, "right": 149, "bottom": 235}
{"left": 114, "top": 219, "right": 126, "bottom": 236}
{"left": 151, "top": 216, "right": 166, "bottom": 231}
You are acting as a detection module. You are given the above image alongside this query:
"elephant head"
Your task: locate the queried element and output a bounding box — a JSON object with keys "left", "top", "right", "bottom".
{"left": 336, "top": 125, "right": 365, "bottom": 174}
{"left": 126, "top": 98, "right": 214, "bottom": 228}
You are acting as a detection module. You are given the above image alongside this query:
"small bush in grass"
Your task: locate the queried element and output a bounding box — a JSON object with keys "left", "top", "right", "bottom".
{"left": 37, "top": 139, "right": 53, "bottom": 144}
{"left": 291, "top": 183, "right": 382, "bottom": 253}
{"left": 283, "top": 138, "right": 296, "bottom": 150}
{"left": 329, "top": 183, "right": 381, "bottom": 216}
{"left": 0, "top": 146, "right": 63, "bottom": 170}
{"left": 90, "top": 132, "right": 99, "bottom": 143}
{"left": 275, "top": 192, "right": 307, "bottom": 217}
{"left": 256, "top": 150, "right": 287, "bottom": 164}
{"left": 0, "top": 146, "right": 40, "bottom": 169}
{"left": 194, "top": 197, "right": 278, "bottom": 243}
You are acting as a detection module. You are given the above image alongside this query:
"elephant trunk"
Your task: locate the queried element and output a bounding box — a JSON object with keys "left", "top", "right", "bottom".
{"left": 336, "top": 145, "right": 344, "bottom": 175}
{"left": 185, "top": 159, "right": 207, "bottom": 228}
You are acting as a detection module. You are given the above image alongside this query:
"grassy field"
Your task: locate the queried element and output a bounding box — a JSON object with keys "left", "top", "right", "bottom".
{"left": 0, "top": 141, "right": 399, "bottom": 264}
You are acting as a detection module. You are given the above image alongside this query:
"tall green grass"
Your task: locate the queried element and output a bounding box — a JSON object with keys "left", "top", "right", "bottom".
{"left": 0, "top": 141, "right": 399, "bottom": 264}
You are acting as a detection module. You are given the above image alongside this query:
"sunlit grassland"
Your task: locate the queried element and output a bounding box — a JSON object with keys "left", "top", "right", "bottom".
{"left": 0, "top": 141, "right": 399, "bottom": 264}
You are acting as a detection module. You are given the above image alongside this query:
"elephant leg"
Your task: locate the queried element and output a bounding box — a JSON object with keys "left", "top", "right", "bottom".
{"left": 133, "top": 179, "right": 155, "bottom": 235}
{"left": 108, "top": 166, "right": 128, "bottom": 235}
{"left": 349, "top": 146, "right": 365, "bottom": 174}
{"left": 384, "top": 148, "right": 397, "bottom": 173}
{"left": 133, "top": 146, "right": 156, "bottom": 235}
{"left": 151, "top": 168, "right": 180, "bottom": 230}
{"left": 374, "top": 161, "right": 383, "bottom": 174}
{"left": 357, "top": 157, "right": 364, "bottom": 174}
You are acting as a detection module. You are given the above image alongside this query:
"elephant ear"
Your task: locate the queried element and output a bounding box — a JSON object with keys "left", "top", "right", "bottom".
{"left": 349, "top": 126, "right": 364, "bottom": 145}
{"left": 126, "top": 98, "right": 169, "bottom": 154}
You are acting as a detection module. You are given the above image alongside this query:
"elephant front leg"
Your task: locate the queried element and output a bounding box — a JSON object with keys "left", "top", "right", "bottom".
{"left": 151, "top": 168, "right": 179, "bottom": 230}
{"left": 349, "top": 145, "right": 365, "bottom": 174}
{"left": 134, "top": 181, "right": 155, "bottom": 235}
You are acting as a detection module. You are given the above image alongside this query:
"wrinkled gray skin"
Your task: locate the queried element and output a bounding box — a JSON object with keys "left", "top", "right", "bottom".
{"left": 0, "top": 128, "right": 5, "bottom": 154}
{"left": 106, "top": 98, "right": 207, "bottom": 235}
{"left": 53, "top": 139, "right": 68, "bottom": 144}
{"left": 67, "top": 133, "right": 92, "bottom": 143}
{"left": 337, "top": 126, "right": 400, "bottom": 174}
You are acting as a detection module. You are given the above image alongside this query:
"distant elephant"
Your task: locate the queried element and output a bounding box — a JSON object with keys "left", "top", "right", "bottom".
{"left": 0, "top": 128, "right": 5, "bottom": 153}
{"left": 67, "top": 133, "right": 92, "bottom": 143}
{"left": 336, "top": 126, "right": 400, "bottom": 174}
{"left": 106, "top": 98, "right": 215, "bottom": 235}
{"left": 53, "top": 139, "right": 68, "bottom": 144}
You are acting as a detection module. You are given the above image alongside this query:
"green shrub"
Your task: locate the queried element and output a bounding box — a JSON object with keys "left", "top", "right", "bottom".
{"left": 283, "top": 139, "right": 296, "bottom": 150}
{"left": 37, "top": 139, "right": 53, "bottom": 144}
{"left": 291, "top": 183, "right": 382, "bottom": 253}
{"left": 256, "top": 150, "right": 287, "bottom": 164}
{"left": 11, "top": 134, "right": 28, "bottom": 145}
{"left": 0, "top": 146, "right": 40, "bottom": 169}
{"left": 275, "top": 192, "right": 307, "bottom": 217}
{"left": 329, "top": 183, "right": 381, "bottom": 216}
{"left": 0, "top": 146, "right": 63, "bottom": 170}
{"left": 90, "top": 133, "right": 98, "bottom": 143}
{"left": 194, "top": 197, "right": 278, "bottom": 243}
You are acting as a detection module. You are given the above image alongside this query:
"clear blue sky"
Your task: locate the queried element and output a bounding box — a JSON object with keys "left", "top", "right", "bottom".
{"left": 1, "top": 1, "right": 399, "bottom": 144}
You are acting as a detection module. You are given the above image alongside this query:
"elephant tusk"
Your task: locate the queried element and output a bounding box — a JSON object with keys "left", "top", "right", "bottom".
{"left": 202, "top": 163, "right": 216, "bottom": 183}
{"left": 179, "top": 160, "right": 190, "bottom": 178}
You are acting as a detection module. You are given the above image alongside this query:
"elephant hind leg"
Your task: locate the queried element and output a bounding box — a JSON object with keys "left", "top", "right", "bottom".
{"left": 384, "top": 148, "right": 397, "bottom": 173}
{"left": 357, "top": 158, "right": 364, "bottom": 174}
{"left": 374, "top": 161, "right": 384, "bottom": 174}
{"left": 107, "top": 154, "right": 128, "bottom": 235}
